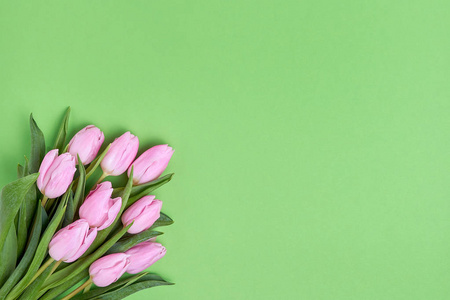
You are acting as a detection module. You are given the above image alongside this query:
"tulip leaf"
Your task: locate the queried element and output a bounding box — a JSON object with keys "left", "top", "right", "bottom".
{"left": 39, "top": 270, "right": 89, "bottom": 300}
{"left": 0, "top": 204, "right": 42, "bottom": 299}
{"left": 14, "top": 165, "right": 24, "bottom": 229}
{"left": 71, "top": 272, "right": 149, "bottom": 300}
{"left": 0, "top": 173, "right": 39, "bottom": 252}
{"left": 106, "top": 230, "right": 163, "bottom": 254}
{"left": 22, "top": 157, "right": 37, "bottom": 231}
{"left": 16, "top": 156, "right": 34, "bottom": 257}
{"left": 152, "top": 212, "right": 174, "bottom": 228}
{"left": 16, "top": 202, "right": 27, "bottom": 258}
{"left": 5, "top": 189, "right": 69, "bottom": 300}
{"left": 63, "top": 190, "right": 75, "bottom": 227}
{"left": 85, "top": 144, "right": 110, "bottom": 180}
{"left": 17, "top": 260, "right": 55, "bottom": 300}
{"left": 0, "top": 225, "right": 17, "bottom": 287}
{"left": 41, "top": 206, "right": 49, "bottom": 232}
{"left": 43, "top": 222, "right": 133, "bottom": 291}
{"left": 29, "top": 114, "right": 45, "bottom": 174}
{"left": 72, "top": 155, "right": 86, "bottom": 215}
{"left": 17, "top": 164, "right": 24, "bottom": 178}
{"left": 53, "top": 106, "right": 71, "bottom": 153}
{"left": 93, "top": 275, "right": 173, "bottom": 300}
{"left": 113, "top": 173, "right": 173, "bottom": 207}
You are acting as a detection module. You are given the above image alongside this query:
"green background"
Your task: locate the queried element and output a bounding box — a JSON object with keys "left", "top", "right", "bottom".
{"left": 1, "top": 1, "right": 450, "bottom": 299}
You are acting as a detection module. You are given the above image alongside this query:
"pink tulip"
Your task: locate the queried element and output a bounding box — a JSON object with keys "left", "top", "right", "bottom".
{"left": 121, "top": 195, "right": 162, "bottom": 234}
{"left": 89, "top": 253, "right": 130, "bottom": 287}
{"left": 68, "top": 125, "right": 104, "bottom": 165}
{"left": 100, "top": 132, "right": 139, "bottom": 176}
{"left": 37, "top": 149, "right": 77, "bottom": 199}
{"left": 79, "top": 182, "right": 122, "bottom": 230}
{"left": 125, "top": 241, "right": 166, "bottom": 274}
{"left": 127, "top": 144, "right": 174, "bottom": 185}
{"left": 49, "top": 219, "right": 97, "bottom": 263}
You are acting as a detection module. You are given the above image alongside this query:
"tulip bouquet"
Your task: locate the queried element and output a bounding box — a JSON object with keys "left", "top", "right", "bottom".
{"left": 0, "top": 108, "right": 175, "bottom": 300}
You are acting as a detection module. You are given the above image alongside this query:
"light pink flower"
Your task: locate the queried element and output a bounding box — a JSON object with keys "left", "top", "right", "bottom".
{"left": 79, "top": 181, "right": 122, "bottom": 230}
{"left": 101, "top": 132, "right": 139, "bottom": 176}
{"left": 37, "top": 149, "right": 76, "bottom": 198}
{"left": 49, "top": 219, "right": 97, "bottom": 263}
{"left": 68, "top": 125, "right": 104, "bottom": 165}
{"left": 121, "top": 195, "right": 162, "bottom": 234}
{"left": 127, "top": 144, "right": 174, "bottom": 185}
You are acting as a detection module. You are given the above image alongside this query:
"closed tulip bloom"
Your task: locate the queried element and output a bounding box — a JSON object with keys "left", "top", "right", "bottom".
{"left": 68, "top": 125, "right": 105, "bottom": 165}
{"left": 49, "top": 219, "right": 97, "bottom": 263}
{"left": 125, "top": 241, "right": 166, "bottom": 274}
{"left": 89, "top": 253, "right": 130, "bottom": 287}
{"left": 121, "top": 195, "right": 162, "bottom": 234}
{"left": 101, "top": 132, "right": 139, "bottom": 176}
{"left": 37, "top": 149, "right": 77, "bottom": 199}
{"left": 127, "top": 144, "right": 174, "bottom": 185}
{"left": 79, "top": 182, "right": 122, "bottom": 230}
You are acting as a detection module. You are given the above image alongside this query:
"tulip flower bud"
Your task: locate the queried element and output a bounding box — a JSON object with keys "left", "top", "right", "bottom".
{"left": 121, "top": 195, "right": 162, "bottom": 234}
{"left": 79, "top": 181, "right": 122, "bottom": 230}
{"left": 100, "top": 132, "right": 139, "bottom": 176}
{"left": 89, "top": 253, "right": 130, "bottom": 287}
{"left": 125, "top": 240, "right": 166, "bottom": 274}
{"left": 68, "top": 125, "right": 105, "bottom": 165}
{"left": 37, "top": 149, "right": 77, "bottom": 199}
{"left": 127, "top": 144, "right": 174, "bottom": 185}
{"left": 49, "top": 219, "right": 97, "bottom": 263}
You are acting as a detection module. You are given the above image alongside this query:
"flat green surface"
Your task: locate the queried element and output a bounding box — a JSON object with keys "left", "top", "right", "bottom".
{"left": 1, "top": 1, "right": 450, "bottom": 299}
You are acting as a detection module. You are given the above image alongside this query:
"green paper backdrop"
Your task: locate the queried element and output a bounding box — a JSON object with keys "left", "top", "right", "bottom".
{"left": 1, "top": 1, "right": 450, "bottom": 299}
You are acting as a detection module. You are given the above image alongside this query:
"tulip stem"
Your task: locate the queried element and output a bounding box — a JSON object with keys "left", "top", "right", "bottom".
{"left": 96, "top": 172, "right": 108, "bottom": 185}
{"left": 83, "top": 282, "right": 92, "bottom": 293}
{"left": 41, "top": 195, "right": 49, "bottom": 207}
{"left": 27, "top": 257, "right": 54, "bottom": 288}
{"left": 61, "top": 277, "right": 93, "bottom": 300}
{"left": 45, "top": 197, "right": 56, "bottom": 212}
{"left": 47, "top": 260, "right": 62, "bottom": 280}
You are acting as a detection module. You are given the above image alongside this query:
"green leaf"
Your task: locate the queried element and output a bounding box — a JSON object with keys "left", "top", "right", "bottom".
{"left": 106, "top": 230, "right": 163, "bottom": 255}
{"left": 0, "top": 225, "right": 17, "bottom": 287}
{"left": 0, "top": 173, "right": 39, "bottom": 252}
{"left": 53, "top": 107, "right": 71, "bottom": 152}
{"left": 40, "top": 206, "right": 49, "bottom": 231}
{"left": 5, "top": 189, "right": 69, "bottom": 300}
{"left": 14, "top": 163, "right": 26, "bottom": 231}
{"left": 84, "top": 169, "right": 134, "bottom": 257}
{"left": 62, "top": 190, "right": 75, "bottom": 227}
{"left": 71, "top": 273, "right": 148, "bottom": 300}
{"left": 113, "top": 173, "right": 173, "bottom": 207}
{"left": 17, "top": 155, "right": 32, "bottom": 258}
{"left": 152, "top": 212, "right": 174, "bottom": 229}
{"left": 0, "top": 204, "right": 42, "bottom": 299}
{"left": 22, "top": 157, "right": 37, "bottom": 231}
{"left": 43, "top": 222, "right": 133, "bottom": 290}
{"left": 85, "top": 144, "right": 111, "bottom": 180}
{"left": 72, "top": 155, "right": 86, "bottom": 215}
{"left": 17, "top": 164, "right": 24, "bottom": 178}
{"left": 95, "top": 275, "right": 173, "bottom": 300}
{"left": 29, "top": 114, "right": 45, "bottom": 174}
{"left": 17, "top": 260, "right": 55, "bottom": 300}
{"left": 39, "top": 270, "right": 89, "bottom": 300}
{"left": 16, "top": 203, "right": 27, "bottom": 258}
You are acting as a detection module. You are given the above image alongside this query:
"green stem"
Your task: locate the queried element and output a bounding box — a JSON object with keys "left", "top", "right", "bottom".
{"left": 61, "top": 278, "right": 92, "bottom": 300}
{"left": 47, "top": 260, "right": 62, "bottom": 280}
{"left": 95, "top": 172, "right": 108, "bottom": 185}
{"left": 27, "top": 257, "right": 54, "bottom": 288}
{"left": 44, "top": 198, "right": 56, "bottom": 212}
{"left": 41, "top": 195, "right": 49, "bottom": 207}
{"left": 83, "top": 282, "right": 92, "bottom": 294}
